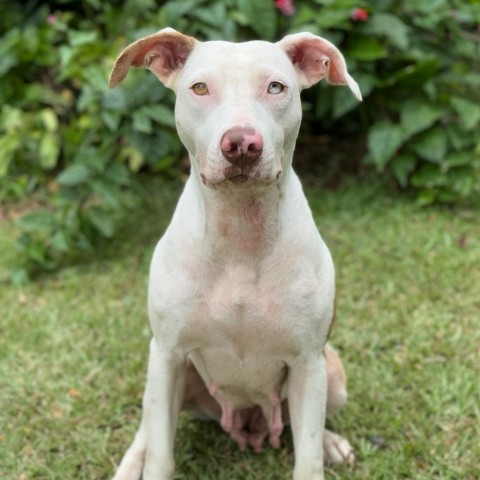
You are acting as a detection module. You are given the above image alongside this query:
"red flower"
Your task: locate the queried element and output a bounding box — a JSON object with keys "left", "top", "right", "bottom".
{"left": 275, "top": 0, "right": 295, "bottom": 17}
{"left": 351, "top": 7, "right": 369, "bottom": 22}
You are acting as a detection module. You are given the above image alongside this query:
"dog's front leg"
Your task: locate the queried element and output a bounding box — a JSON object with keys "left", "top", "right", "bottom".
{"left": 142, "top": 337, "right": 186, "bottom": 480}
{"left": 288, "top": 353, "right": 328, "bottom": 480}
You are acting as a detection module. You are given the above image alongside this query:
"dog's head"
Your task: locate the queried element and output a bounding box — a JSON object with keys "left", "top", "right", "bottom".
{"left": 109, "top": 28, "right": 361, "bottom": 189}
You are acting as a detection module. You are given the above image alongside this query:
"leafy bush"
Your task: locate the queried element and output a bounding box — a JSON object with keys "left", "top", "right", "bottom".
{"left": 1, "top": 0, "right": 479, "bottom": 279}
{"left": 342, "top": 0, "right": 480, "bottom": 205}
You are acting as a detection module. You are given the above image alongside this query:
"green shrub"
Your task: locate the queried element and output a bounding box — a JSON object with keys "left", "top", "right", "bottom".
{"left": 1, "top": 0, "right": 479, "bottom": 280}
{"left": 0, "top": 2, "right": 182, "bottom": 280}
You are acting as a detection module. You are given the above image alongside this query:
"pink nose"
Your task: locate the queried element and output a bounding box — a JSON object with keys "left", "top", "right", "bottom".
{"left": 220, "top": 127, "right": 263, "bottom": 166}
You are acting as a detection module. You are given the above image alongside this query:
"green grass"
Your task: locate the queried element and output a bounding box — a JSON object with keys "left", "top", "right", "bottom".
{"left": 1, "top": 177, "right": 479, "bottom": 479}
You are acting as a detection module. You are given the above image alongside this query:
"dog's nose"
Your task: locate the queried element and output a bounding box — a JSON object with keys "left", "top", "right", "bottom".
{"left": 220, "top": 127, "right": 263, "bottom": 166}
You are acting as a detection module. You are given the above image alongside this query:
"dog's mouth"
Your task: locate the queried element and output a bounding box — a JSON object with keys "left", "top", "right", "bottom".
{"left": 201, "top": 174, "right": 265, "bottom": 189}
{"left": 227, "top": 174, "right": 250, "bottom": 184}
{"left": 200, "top": 166, "right": 282, "bottom": 188}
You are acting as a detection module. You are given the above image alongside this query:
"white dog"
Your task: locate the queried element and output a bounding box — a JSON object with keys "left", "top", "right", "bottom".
{"left": 109, "top": 28, "right": 362, "bottom": 480}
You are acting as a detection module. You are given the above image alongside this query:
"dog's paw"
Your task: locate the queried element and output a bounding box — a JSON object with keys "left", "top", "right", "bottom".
{"left": 323, "top": 428, "right": 355, "bottom": 466}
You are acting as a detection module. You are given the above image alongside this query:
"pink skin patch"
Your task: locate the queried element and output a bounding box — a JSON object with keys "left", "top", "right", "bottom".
{"left": 220, "top": 398, "right": 234, "bottom": 433}
{"left": 263, "top": 392, "right": 284, "bottom": 449}
{"left": 208, "top": 382, "right": 219, "bottom": 397}
{"left": 214, "top": 389, "right": 284, "bottom": 452}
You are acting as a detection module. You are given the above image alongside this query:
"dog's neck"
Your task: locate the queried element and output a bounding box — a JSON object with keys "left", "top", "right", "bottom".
{"left": 201, "top": 182, "right": 284, "bottom": 259}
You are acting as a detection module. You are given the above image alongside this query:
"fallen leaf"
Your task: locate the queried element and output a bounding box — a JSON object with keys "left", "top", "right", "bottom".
{"left": 68, "top": 388, "right": 81, "bottom": 398}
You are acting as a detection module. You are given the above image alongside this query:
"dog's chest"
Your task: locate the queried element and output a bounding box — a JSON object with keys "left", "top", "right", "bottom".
{"left": 183, "top": 262, "right": 300, "bottom": 349}
{"left": 178, "top": 261, "right": 310, "bottom": 408}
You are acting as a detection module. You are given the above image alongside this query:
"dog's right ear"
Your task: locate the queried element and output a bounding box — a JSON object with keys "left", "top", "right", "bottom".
{"left": 108, "top": 28, "right": 197, "bottom": 89}
{"left": 278, "top": 32, "right": 362, "bottom": 101}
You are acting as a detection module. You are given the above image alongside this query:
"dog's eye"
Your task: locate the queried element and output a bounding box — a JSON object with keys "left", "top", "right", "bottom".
{"left": 268, "top": 81, "right": 285, "bottom": 95}
{"left": 192, "top": 82, "right": 209, "bottom": 96}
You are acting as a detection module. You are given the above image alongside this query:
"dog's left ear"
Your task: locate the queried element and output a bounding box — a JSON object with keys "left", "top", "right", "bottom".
{"left": 109, "top": 28, "right": 197, "bottom": 89}
{"left": 278, "top": 32, "right": 362, "bottom": 100}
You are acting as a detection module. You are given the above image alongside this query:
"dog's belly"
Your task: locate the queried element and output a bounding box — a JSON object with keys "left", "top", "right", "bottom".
{"left": 189, "top": 346, "right": 289, "bottom": 451}
{"left": 190, "top": 347, "right": 288, "bottom": 409}
{"left": 185, "top": 294, "right": 297, "bottom": 410}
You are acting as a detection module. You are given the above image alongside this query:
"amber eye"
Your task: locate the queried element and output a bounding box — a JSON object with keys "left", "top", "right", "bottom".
{"left": 268, "top": 81, "right": 285, "bottom": 94}
{"left": 192, "top": 82, "right": 209, "bottom": 96}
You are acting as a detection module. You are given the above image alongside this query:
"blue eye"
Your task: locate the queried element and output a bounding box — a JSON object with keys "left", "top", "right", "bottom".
{"left": 268, "top": 81, "right": 285, "bottom": 94}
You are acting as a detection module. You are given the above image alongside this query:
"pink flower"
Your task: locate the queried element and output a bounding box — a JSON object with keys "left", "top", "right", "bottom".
{"left": 351, "top": 8, "right": 369, "bottom": 22}
{"left": 275, "top": 0, "right": 295, "bottom": 16}
{"left": 47, "top": 14, "right": 57, "bottom": 25}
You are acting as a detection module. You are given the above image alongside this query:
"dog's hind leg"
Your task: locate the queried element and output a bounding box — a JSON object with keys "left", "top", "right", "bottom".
{"left": 323, "top": 344, "right": 355, "bottom": 465}
{"left": 325, "top": 343, "right": 348, "bottom": 418}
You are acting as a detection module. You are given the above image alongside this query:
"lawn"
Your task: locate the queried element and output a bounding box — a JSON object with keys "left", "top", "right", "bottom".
{"left": 1, "top": 176, "right": 479, "bottom": 480}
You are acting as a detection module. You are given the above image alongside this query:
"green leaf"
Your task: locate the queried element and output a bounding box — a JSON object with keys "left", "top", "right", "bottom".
{"left": 0, "top": 28, "right": 20, "bottom": 69}
{"left": 403, "top": 0, "right": 447, "bottom": 13}
{"left": 77, "top": 85, "right": 98, "bottom": 112}
{"left": 59, "top": 45, "right": 75, "bottom": 69}
{"left": 83, "top": 65, "right": 109, "bottom": 92}
{"left": 86, "top": 207, "right": 115, "bottom": 238}
{"left": 121, "top": 146, "right": 144, "bottom": 173}
{"left": 411, "top": 164, "right": 446, "bottom": 188}
{"left": 347, "top": 36, "right": 388, "bottom": 61}
{"left": 392, "top": 153, "right": 417, "bottom": 187}
{"left": 10, "top": 268, "right": 30, "bottom": 286}
{"left": 3, "top": 106, "right": 23, "bottom": 132}
{"left": 165, "top": 0, "right": 198, "bottom": 22}
{"left": 105, "top": 163, "right": 130, "bottom": 186}
{"left": 400, "top": 100, "right": 442, "bottom": 138}
{"left": 332, "top": 87, "right": 359, "bottom": 119}
{"left": 103, "top": 89, "right": 129, "bottom": 111}
{"left": 101, "top": 110, "right": 121, "bottom": 131}
{"left": 124, "top": 74, "right": 168, "bottom": 107}
{"left": 0, "top": 134, "right": 21, "bottom": 176}
{"left": 57, "top": 164, "right": 91, "bottom": 186}
{"left": 18, "top": 211, "right": 57, "bottom": 232}
{"left": 367, "top": 121, "right": 404, "bottom": 170}
{"left": 51, "top": 231, "right": 70, "bottom": 253}
{"left": 141, "top": 104, "right": 176, "bottom": 128}
{"left": 194, "top": 3, "right": 227, "bottom": 29}
{"left": 91, "top": 179, "right": 121, "bottom": 208}
{"left": 132, "top": 110, "right": 152, "bottom": 134}
{"left": 236, "top": 0, "right": 276, "bottom": 40}
{"left": 443, "top": 152, "right": 472, "bottom": 169}
{"left": 416, "top": 188, "right": 437, "bottom": 206}
{"left": 446, "top": 125, "right": 476, "bottom": 151}
{"left": 314, "top": 9, "right": 352, "bottom": 29}
{"left": 389, "top": 59, "right": 439, "bottom": 88}
{"left": 411, "top": 127, "right": 448, "bottom": 163}
{"left": 0, "top": 53, "right": 18, "bottom": 76}
{"left": 450, "top": 97, "right": 480, "bottom": 131}
{"left": 39, "top": 132, "right": 60, "bottom": 170}
{"left": 360, "top": 13, "right": 409, "bottom": 50}
{"left": 356, "top": 72, "right": 378, "bottom": 98}
{"left": 447, "top": 166, "right": 475, "bottom": 197}
{"left": 68, "top": 30, "right": 98, "bottom": 46}
{"left": 84, "top": 0, "right": 101, "bottom": 10}
{"left": 40, "top": 109, "right": 59, "bottom": 132}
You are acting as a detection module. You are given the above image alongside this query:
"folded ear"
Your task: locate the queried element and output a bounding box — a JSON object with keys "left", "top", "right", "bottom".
{"left": 278, "top": 32, "right": 362, "bottom": 100}
{"left": 108, "top": 28, "right": 197, "bottom": 89}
